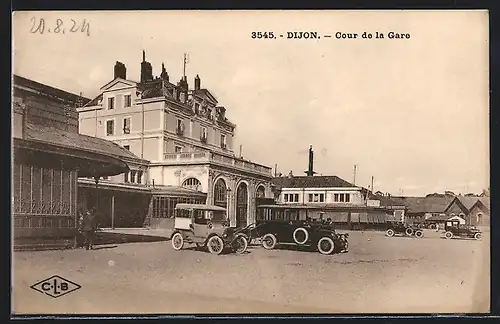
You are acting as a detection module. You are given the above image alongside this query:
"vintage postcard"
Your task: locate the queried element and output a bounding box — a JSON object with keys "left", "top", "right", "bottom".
{"left": 11, "top": 10, "right": 490, "bottom": 315}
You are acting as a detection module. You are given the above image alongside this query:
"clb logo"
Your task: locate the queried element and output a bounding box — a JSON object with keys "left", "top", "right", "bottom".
{"left": 30, "top": 275, "right": 81, "bottom": 298}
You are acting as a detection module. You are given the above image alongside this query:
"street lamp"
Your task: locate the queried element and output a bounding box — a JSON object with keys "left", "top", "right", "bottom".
{"left": 136, "top": 90, "right": 146, "bottom": 160}
{"left": 226, "top": 187, "right": 232, "bottom": 225}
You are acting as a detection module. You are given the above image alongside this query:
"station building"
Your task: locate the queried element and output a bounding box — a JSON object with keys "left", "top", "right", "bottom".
{"left": 77, "top": 52, "right": 273, "bottom": 228}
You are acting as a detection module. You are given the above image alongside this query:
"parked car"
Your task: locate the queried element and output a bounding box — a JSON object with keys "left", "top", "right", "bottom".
{"left": 385, "top": 221, "right": 424, "bottom": 238}
{"left": 170, "top": 204, "right": 248, "bottom": 255}
{"left": 254, "top": 220, "right": 349, "bottom": 255}
{"left": 443, "top": 220, "right": 482, "bottom": 240}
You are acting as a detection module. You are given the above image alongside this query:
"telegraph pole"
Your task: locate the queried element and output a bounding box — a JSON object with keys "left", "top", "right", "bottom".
{"left": 371, "top": 176, "right": 374, "bottom": 193}
{"left": 353, "top": 165, "right": 357, "bottom": 185}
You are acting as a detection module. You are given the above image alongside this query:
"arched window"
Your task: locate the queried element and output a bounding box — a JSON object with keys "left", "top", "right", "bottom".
{"left": 214, "top": 178, "right": 227, "bottom": 207}
{"left": 477, "top": 213, "right": 483, "bottom": 224}
{"left": 257, "top": 185, "right": 266, "bottom": 198}
{"left": 182, "top": 178, "right": 201, "bottom": 191}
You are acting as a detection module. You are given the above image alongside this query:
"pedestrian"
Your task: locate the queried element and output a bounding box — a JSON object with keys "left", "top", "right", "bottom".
{"left": 81, "top": 208, "right": 97, "bottom": 250}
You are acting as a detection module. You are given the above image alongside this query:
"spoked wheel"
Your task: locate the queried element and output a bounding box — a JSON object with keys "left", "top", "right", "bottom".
{"left": 405, "top": 228, "right": 414, "bottom": 236}
{"left": 415, "top": 230, "right": 424, "bottom": 239}
{"left": 207, "top": 236, "right": 224, "bottom": 255}
{"left": 445, "top": 231, "right": 453, "bottom": 239}
{"left": 386, "top": 229, "right": 395, "bottom": 237}
{"left": 474, "top": 233, "right": 482, "bottom": 240}
{"left": 317, "top": 237, "right": 335, "bottom": 255}
{"left": 233, "top": 235, "right": 249, "bottom": 254}
{"left": 262, "top": 233, "right": 277, "bottom": 250}
{"left": 171, "top": 233, "right": 184, "bottom": 251}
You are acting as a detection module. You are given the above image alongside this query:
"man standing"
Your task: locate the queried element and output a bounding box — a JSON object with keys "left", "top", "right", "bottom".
{"left": 80, "top": 209, "right": 97, "bottom": 250}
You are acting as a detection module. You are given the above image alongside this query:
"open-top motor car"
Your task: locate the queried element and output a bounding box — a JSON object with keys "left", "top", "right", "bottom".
{"left": 170, "top": 204, "right": 248, "bottom": 255}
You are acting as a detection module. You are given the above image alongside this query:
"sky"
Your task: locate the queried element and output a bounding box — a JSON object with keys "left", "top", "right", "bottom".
{"left": 12, "top": 10, "right": 490, "bottom": 196}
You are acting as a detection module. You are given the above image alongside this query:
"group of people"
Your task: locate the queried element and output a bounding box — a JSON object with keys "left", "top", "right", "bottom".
{"left": 78, "top": 208, "right": 98, "bottom": 250}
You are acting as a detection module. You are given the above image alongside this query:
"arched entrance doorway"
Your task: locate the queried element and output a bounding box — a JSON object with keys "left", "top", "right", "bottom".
{"left": 214, "top": 178, "right": 227, "bottom": 209}
{"left": 257, "top": 185, "right": 266, "bottom": 198}
{"left": 236, "top": 182, "right": 248, "bottom": 227}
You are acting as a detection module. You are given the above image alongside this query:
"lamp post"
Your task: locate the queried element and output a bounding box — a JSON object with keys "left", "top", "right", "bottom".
{"left": 136, "top": 90, "right": 145, "bottom": 160}
{"left": 226, "top": 187, "right": 232, "bottom": 225}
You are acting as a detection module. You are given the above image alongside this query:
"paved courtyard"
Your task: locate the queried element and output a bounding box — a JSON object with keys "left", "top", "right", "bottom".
{"left": 12, "top": 229, "right": 489, "bottom": 314}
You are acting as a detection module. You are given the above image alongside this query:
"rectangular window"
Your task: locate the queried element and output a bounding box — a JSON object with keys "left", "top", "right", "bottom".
{"left": 284, "top": 194, "right": 289, "bottom": 202}
{"left": 319, "top": 194, "right": 325, "bottom": 203}
{"left": 345, "top": 194, "right": 350, "bottom": 203}
{"left": 106, "top": 120, "right": 114, "bottom": 136}
{"left": 130, "top": 170, "right": 137, "bottom": 183}
{"left": 339, "top": 194, "right": 345, "bottom": 202}
{"left": 308, "top": 194, "right": 313, "bottom": 202}
{"left": 200, "top": 127, "right": 207, "bottom": 142}
{"left": 220, "top": 134, "right": 226, "bottom": 148}
{"left": 137, "top": 171, "right": 143, "bottom": 184}
{"left": 124, "top": 95, "right": 131, "bottom": 107}
{"left": 108, "top": 97, "right": 115, "bottom": 109}
{"left": 334, "top": 193, "right": 339, "bottom": 202}
{"left": 175, "top": 145, "right": 182, "bottom": 153}
{"left": 313, "top": 194, "right": 319, "bottom": 202}
{"left": 123, "top": 145, "right": 130, "bottom": 150}
{"left": 123, "top": 117, "right": 131, "bottom": 134}
{"left": 124, "top": 171, "right": 129, "bottom": 183}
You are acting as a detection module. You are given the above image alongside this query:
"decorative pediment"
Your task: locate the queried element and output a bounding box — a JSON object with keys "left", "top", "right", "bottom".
{"left": 100, "top": 78, "right": 137, "bottom": 91}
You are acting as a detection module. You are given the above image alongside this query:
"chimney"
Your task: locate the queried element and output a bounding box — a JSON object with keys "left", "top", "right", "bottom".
{"left": 194, "top": 74, "right": 201, "bottom": 90}
{"left": 140, "top": 50, "right": 153, "bottom": 83}
{"left": 304, "top": 145, "right": 316, "bottom": 176}
{"left": 114, "top": 61, "right": 127, "bottom": 80}
{"left": 160, "top": 63, "right": 169, "bottom": 81}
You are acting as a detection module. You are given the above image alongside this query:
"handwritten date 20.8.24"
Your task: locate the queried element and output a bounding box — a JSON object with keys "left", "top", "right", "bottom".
{"left": 30, "top": 17, "right": 90, "bottom": 36}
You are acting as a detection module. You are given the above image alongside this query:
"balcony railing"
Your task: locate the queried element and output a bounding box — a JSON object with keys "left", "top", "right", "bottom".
{"left": 163, "top": 151, "right": 272, "bottom": 175}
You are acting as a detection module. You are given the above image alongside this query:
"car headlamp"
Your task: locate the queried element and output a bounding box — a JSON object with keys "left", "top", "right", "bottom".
{"left": 223, "top": 233, "right": 228, "bottom": 238}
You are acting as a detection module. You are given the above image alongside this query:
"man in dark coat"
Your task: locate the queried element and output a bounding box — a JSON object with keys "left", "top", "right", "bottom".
{"left": 79, "top": 209, "right": 97, "bottom": 250}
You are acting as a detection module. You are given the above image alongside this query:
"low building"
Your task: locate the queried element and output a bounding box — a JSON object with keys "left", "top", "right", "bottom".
{"left": 271, "top": 146, "right": 399, "bottom": 229}
{"left": 12, "top": 75, "right": 132, "bottom": 250}
{"left": 394, "top": 195, "right": 456, "bottom": 226}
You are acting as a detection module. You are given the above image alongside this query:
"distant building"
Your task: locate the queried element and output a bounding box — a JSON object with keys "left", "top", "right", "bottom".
{"left": 445, "top": 196, "right": 490, "bottom": 229}
{"left": 393, "top": 195, "right": 455, "bottom": 225}
{"left": 77, "top": 52, "right": 273, "bottom": 227}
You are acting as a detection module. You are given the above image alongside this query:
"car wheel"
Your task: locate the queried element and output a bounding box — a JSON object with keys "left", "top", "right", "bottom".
{"left": 233, "top": 235, "right": 248, "bottom": 254}
{"left": 293, "top": 227, "right": 309, "bottom": 244}
{"left": 171, "top": 233, "right": 184, "bottom": 251}
{"left": 262, "top": 233, "right": 277, "bottom": 250}
{"left": 445, "top": 231, "right": 453, "bottom": 239}
{"left": 474, "top": 233, "right": 482, "bottom": 240}
{"left": 415, "top": 230, "right": 424, "bottom": 239}
{"left": 207, "top": 236, "right": 224, "bottom": 255}
{"left": 317, "top": 237, "right": 335, "bottom": 255}
{"left": 405, "top": 228, "right": 414, "bottom": 236}
{"left": 386, "top": 229, "right": 395, "bottom": 237}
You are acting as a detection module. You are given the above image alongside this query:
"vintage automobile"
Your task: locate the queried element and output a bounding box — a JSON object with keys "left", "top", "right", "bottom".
{"left": 170, "top": 204, "right": 248, "bottom": 255}
{"left": 443, "top": 220, "right": 482, "bottom": 240}
{"left": 233, "top": 222, "right": 261, "bottom": 245}
{"left": 254, "top": 205, "right": 349, "bottom": 255}
{"left": 385, "top": 221, "right": 424, "bottom": 238}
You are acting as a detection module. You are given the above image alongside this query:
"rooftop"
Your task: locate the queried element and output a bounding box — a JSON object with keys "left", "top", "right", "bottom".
{"left": 24, "top": 122, "right": 147, "bottom": 165}
{"left": 272, "top": 175, "right": 357, "bottom": 189}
